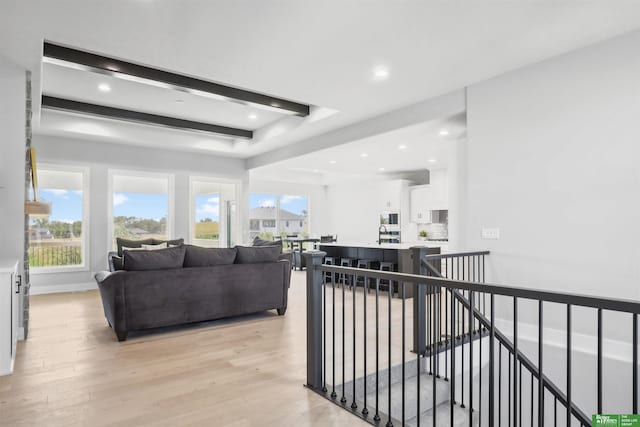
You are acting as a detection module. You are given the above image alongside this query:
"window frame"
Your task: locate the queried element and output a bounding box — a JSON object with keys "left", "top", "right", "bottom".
{"left": 30, "top": 163, "right": 91, "bottom": 275}
{"left": 107, "top": 169, "right": 175, "bottom": 252}
{"left": 189, "top": 175, "right": 241, "bottom": 248}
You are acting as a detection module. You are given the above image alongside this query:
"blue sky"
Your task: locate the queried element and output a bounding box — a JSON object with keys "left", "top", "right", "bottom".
{"left": 39, "top": 189, "right": 82, "bottom": 223}
{"left": 195, "top": 193, "right": 220, "bottom": 222}
{"left": 249, "top": 193, "right": 308, "bottom": 215}
{"left": 113, "top": 192, "right": 168, "bottom": 220}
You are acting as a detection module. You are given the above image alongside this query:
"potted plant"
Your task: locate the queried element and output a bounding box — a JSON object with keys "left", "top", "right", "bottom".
{"left": 418, "top": 230, "right": 428, "bottom": 241}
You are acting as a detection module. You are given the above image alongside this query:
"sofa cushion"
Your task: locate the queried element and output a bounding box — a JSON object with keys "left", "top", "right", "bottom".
{"left": 123, "top": 246, "right": 186, "bottom": 271}
{"left": 142, "top": 242, "right": 168, "bottom": 250}
{"left": 116, "top": 237, "right": 154, "bottom": 257}
{"left": 183, "top": 245, "right": 237, "bottom": 267}
{"left": 111, "top": 255, "right": 124, "bottom": 271}
{"left": 235, "top": 245, "right": 281, "bottom": 264}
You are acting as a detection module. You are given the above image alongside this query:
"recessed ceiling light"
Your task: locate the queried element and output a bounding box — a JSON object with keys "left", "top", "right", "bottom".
{"left": 98, "top": 83, "right": 111, "bottom": 93}
{"left": 360, "top": 153, "right": 368, "bottom": 158}
{"left": 439, "top": 129, "right": 450, "bottom": 136}
{"left": 398, "top": 144, "right": 407, "bottom": 150}
{"left": 248, "top": 113, "right": 258, "bottom": 120}
{"left": 372, "top": 66, "right": 390, "bottom": 81}
{"left": 330, "top": 160, "right": 337, "bottom": 164}
{"left": 378, "top": 167, "right": 385, "bottom": 172}
{"left": 428, "top": 158, "right": 437, "bottom": 163}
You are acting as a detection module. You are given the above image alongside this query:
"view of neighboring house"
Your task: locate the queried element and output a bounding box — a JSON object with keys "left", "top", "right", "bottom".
{"left": 249, "top": 206, "right": 307, "bottom": 239}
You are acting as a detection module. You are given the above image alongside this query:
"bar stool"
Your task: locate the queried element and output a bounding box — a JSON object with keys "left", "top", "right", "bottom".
{"left": 356, "top": 259, "right": 374, "bottom": 292}
{"left": 323, "top": 256, "right": 336, "bottom": 283}
{"left": 339, "top": 257, "right": 357, "bottom": 289}
{"left": 378, "top": 261, "right": 397, "bottom": 296}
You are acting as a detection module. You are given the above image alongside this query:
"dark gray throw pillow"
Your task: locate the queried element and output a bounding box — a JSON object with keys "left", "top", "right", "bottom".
{"left": 235, "top": 245, "right": 281, "bottom": 264}
{"left": 116, "top": 237, "right": 154, "bottom": 257}
{"left": 111, "top": 255, "right": 124, "bottom": 271}
{"left": 183, "top": 245, "right": 237, "bottom": 267}
{"left": 252, "top": 236, "right": 283, "bottom": 253}
{"left": 123, "top": 246, "right": 186, "bottom": 271}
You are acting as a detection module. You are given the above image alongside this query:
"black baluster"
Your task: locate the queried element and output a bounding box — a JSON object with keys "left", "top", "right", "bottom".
{"left": 634, "top": 313, "right": 638, "bottom": 414}
{"left": 554, "top": 397, "right": 557, "bottom": 427}
{"left": 567, "top": 305, "right": 572, "bottom": 427}
{"left": 519, "top": 362, "right": 522, "bottom": 427}
{"left": 480, "top": 297, "right": 483, "bottom": 427}
{"left": 514, "top": 298, "right": 518, "bottom": 427}
{"left": 461, "top": 294, "right": 466, "bottom": 409}
{"left": 469, "top": 290, "right": 474, "bottom": 427}
{"left": 352, "top": 274, "right": 357, "bottom": 410}
{"left": 451, "top": 288, "right": 457, "bottom": 421}
{"left": 597, "top": 308, "right": 602, "bottom": 414}
{"left": 387, "top": 278, "right": 393, "bottom": 427}
{"left": 509, "top": 352, "right": 512, "bottom": 427}
{"left": 401, "top": 282, "right": 405, "bottom": 424}
{"left": 374, "top": 277, "right": 380, "bottom": 422}
{"left": 530, "top": 371, "right": 533, "bottom": 427}
{"left": 417, "top": 284, "right": 421, "bottom": 427}
{"left": 499, "top": 342, "right": 502, "bottom": 427}
{"left": 341, "top": 271, "right": 347, "bottom": 404}
{"left": 539, "top": 300, "right": 544, "bottom": 427}
{"left": 433, "top": 287, "right": 437, "bottom": 427}
{"left": 332, "top": 277, "right": 337, "bottom": 399}
{"left": 323, "top": 272, "right": 327, "bottom": 393}
{"left": 445, "top": 283, "right": 449, "bottom": 382}
{"left": 363, "top": 272, "right": 369, "bottom": 417}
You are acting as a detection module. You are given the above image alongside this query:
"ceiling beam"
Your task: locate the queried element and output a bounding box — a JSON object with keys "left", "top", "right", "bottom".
{"left": 245, "top": 89, "right": 466, "bottom": 169}
{"left": 41, "top": 95, "right": 253, "bottom": 139}
{"left": 43, "top": 41, "right": 311, "bottom": 117}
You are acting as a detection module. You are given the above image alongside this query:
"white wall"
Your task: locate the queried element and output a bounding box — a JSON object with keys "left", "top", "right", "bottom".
{"left": 465, "top": 30, "right": 640, "bottom": 338}
{"left": 248, "top": 178, "right": 330, "bottom": 237}
{"left": 0, "top": 56, "right": 25, "bottom": 290}
{"left": 30, "top": 134, "right": 246, "bottom": 293}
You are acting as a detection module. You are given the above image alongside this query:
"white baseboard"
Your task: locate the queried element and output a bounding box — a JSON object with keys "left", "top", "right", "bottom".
{"left": 30, "top": 282, "right": 97, "bottom": 295}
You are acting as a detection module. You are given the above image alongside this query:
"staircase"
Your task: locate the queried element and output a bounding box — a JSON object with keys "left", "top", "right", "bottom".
{"left": 305, "top": 249, "right": 640, "bottom": 426}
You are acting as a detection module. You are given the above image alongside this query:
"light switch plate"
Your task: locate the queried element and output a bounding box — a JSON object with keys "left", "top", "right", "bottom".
{"left": 482, "top": 228, "right": 500, "bottom": 240}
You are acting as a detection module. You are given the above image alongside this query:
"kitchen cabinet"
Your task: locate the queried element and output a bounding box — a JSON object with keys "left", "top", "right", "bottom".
{"left": 410, "top": 170, "right": 449, "bottom": 223}
{"left": 0, "top": 260, "right": 19, "bottom": 376}
{"left": 377, "top": 179, "right": 410, "bottom": 212}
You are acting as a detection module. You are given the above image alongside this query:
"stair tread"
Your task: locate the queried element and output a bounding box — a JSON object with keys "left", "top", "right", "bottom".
{"left": 364, "top": 372, "right": 450, "bottom": 420}
{"left": 406, "top": 401, "right": 479, "bottom": 427}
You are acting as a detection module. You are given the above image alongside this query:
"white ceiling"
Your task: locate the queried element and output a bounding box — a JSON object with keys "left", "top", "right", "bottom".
{"left": 2, "top": 1, "right": 640, "bottom": 161}
{"left": 251, "top": 115, "right": 465, "bottom": 184}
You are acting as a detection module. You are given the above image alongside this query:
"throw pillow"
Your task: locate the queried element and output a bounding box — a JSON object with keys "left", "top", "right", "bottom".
{"left": 235, "top": 245, "right": 281, "bottom": 264}
{"left": 142, "top": 242, "right": 168, "bottom": 250}
{"left": 153, "top": 238, "right": 184, "bottom": 247}
{"left": 252, "top": 236, "right": 283, "bottom": 253}
{"left": 183, "top": 245, "right": 237, "bottom": 267}
{"left": 123, "top": 246, "right": 186, "bottom": 271}
{"left": 116, "top": 237, "right": 154, "bottom": 257}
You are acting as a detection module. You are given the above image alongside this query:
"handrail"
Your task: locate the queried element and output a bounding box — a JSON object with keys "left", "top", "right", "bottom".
{"left": 423, "top": 250, "right": 490, "bottom": 260}
{"left": 317, "top": 263, "right": 640, "bottom": 315}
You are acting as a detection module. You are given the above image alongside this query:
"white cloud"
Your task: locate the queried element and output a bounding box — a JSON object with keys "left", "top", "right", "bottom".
{"left": 280, "top": 195, "right": 304, "bottom": 204}
{"left": 43, "top": 189, "right": 69, "bottom": 199}
{"left": 206, "top": 196, "right": 220, "bottom": 204}
{"left": 259, "top": 199, "right": 275, "bottom": 208}
{"left": 113, "top": 193, "right": 129, "bottom": 207}
{"left": 197, "top": 203, "right": 219, "bottom": 217}
{"left": 56, "top": 218, "right": 76, "bottom": 224}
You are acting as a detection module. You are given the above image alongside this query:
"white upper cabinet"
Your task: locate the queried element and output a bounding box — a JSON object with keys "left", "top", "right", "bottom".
{"left": 410, "top": 170, "right": 448, "bottom": 223}
{"left": 378, "top": 180, "right": 407, "bottom": 211}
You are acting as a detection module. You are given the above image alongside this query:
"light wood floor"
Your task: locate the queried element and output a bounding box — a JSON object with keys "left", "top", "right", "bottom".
{"left": 1, "top": 271, "right": 429, "bottom": 427}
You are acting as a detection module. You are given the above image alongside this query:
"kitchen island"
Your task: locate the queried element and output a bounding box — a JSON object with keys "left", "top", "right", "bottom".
{"left": 317, "top": 242, "right": 442, "bottom": 298}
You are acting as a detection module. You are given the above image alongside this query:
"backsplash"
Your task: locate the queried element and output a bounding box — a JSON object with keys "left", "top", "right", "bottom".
{"left": 418, "top": 222, "right": 448, "bottom": 240}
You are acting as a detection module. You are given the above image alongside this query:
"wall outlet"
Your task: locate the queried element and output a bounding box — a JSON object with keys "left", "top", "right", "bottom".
{"left": 481, "top": 227, "right": 500, "bottom": 240}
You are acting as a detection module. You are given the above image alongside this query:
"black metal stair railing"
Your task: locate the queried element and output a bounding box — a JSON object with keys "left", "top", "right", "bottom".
{"left": 304, "top": 249, "right": 640, "bottom": 427}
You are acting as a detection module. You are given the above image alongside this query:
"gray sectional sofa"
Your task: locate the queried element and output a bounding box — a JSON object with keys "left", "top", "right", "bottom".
{"left": 95, "top": 243, "right": 291, "bottom": 341}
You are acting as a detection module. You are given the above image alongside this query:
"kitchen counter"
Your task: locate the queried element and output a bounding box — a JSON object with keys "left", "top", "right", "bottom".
{"left": 318, "top": 241, "right": 446, "bottom": 250}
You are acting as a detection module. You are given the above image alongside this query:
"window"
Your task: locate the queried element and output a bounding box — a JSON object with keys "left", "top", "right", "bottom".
{"left": 248, "top": 192, "right": 309, "bottom": 241}
{"left": 191, "top": 179, "right": 238, "bottom": 248}
{"left": 110, "top": 172, "right": 172, "bottom": 248}
{"left": 29, "top": 166, "right": 88, "bottom": 271}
